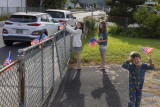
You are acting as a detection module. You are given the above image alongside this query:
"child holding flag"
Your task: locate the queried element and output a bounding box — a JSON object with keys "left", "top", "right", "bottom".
{"left": 64, "top": 22, "right": 84, "bottom": 70}
{"left": 97, "top": 21, "right": 108, "bottom": 70}
{"left": 122, "top": 51, "right": 154, "bottom": 107}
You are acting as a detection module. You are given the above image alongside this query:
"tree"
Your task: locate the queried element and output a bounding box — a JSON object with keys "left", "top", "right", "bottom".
{"left": 133, "top": 4, "right": 160, "bottom": 38}
{"left": 28, "top": 0, "right": 68, "bottom": 9}
{"left": 104, "top": 0, "right": 146, "bottom": 16}
{"left": 70, "top": 0, "right": 79, "bottom": 6}
{"left": 40, "top": 0, "right": 45, "bottom": 7}
{"left": 28, "top": 0, "right": 40, "bottom": 7}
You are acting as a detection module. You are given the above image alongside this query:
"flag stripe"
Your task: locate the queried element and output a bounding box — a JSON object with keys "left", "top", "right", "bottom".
{"left": 141, "top": 47, "right": 153, "bottom": 55}
{"left": 3, "top": 52, "right": 13, "bottom": 71}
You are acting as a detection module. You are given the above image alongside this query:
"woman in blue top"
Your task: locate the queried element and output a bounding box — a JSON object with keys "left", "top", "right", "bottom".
{"left": 97, "top": 21, "right": 108, "bottom": 70}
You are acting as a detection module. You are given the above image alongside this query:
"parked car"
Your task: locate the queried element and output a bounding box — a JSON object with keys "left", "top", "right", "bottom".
{"left": 2, "top": 12, "right": 59, "bottom": 46}
{"left": 45, "top": 9, "right": 77, "bottom": 27}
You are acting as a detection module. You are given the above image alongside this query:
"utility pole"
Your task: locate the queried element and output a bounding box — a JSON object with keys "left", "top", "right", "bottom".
{"left": 7, "top": 0, "right": 8, "bottom": 17}
{"left": 21, "top": 0, "right": 22, "bottom": 11}
{"left": 40, "top": 0, "right": 45, "bottom": 11}
{"left": 26, "top": 0, "right": 28, "bottom": 13}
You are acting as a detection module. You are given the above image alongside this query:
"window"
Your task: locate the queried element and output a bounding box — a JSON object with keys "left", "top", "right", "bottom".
{"left": 66, "top": 14, "right": 73, "bottom": 18}
{"left": 9, "top": 15, "right": 37, "bottom": 22}
{"left": 41, "top": 15, "right": 48, "bottom": 22}
{"left": 47, "top": 14, "right": 53, "bottom": 23}
{"left": 66, "top": 14, "right": 70, "bottom": 18}
{"left": 45, "top": 11, "right": 65, "bottom": 18}
{"left": 70, "top": 14, "right": 73, "bottom": 18}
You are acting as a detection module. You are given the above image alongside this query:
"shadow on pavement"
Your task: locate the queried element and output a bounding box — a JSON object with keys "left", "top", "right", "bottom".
{"left": 47, "top": 68, "right": 84, "bottom": 107}
{"left": 91, "top": 70, "right": 122, "bottom": 107}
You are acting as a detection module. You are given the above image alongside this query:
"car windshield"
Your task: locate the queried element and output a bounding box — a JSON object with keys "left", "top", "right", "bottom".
{"left": 8, "top": 15, "right": 37, "bottom": 23}
{"left": 46, "top": 11, "right": 65, "bottom": 18}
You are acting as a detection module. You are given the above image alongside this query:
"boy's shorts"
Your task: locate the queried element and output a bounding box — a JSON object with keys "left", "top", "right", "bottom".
{"left": 99, "top": 45, "right": 107, "bottom": 52}
{"left": 74, "top": 47, "right": 81, "bottom": 51}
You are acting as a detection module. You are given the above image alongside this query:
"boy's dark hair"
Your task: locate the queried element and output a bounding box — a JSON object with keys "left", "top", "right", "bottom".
{"left": 130, "top": 51, "right": 141, "bottom": 59}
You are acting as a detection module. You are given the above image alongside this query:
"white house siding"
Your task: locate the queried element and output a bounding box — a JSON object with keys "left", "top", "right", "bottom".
{"left": 0, "top": 0, "right": 26, "bottom": 7}
{"left": 0, "top": 0, "right": 26, "bottom": 16}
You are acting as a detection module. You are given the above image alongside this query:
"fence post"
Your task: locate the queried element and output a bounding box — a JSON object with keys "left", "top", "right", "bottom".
{"left": 18, "top": 49, "right": 26, "bottom": 107}
{"left": 70, "top": 32, "right": 73, "bottom": 58}
{"left": 64, "top": 30, "right": 66, "bottom": 63}
{"left": 41, "top": 46, "right": 44, "bottom": 99}
{"left": 51, "top": 38, "right": 55, "bottom": 88}
{"left": 126, "top": 17, "right": 128, "bottom": 29}
{"left": 55, "top": 33, "right": 63, "bottom": 79}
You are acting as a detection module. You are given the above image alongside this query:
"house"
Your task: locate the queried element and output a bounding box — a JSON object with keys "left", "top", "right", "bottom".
{"left": 0, "top": 0, "right": 26, "bottom": 16}
{"left": 75, "top": 3, "right": 81, "bottom": 9}
{"left": 65, "top": 1, "right": 75, "bottom": 9}
{"left": 145, "top": 0, "right": 158, "bottom": 6}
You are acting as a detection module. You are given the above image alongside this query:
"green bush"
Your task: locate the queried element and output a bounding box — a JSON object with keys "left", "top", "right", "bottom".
{"left": 108, "top": 26, "right": 126, "bottom": 36}
{"left": 133, "top": 4, "right": 160, "bottom": 39}
{"left": 0, "top": 15, "right": 9, "bottom": 21}
{"left": 83, "top": 16, "right": 96, "bottom": 32}
{"left": 108, "top": 26, "right": 138, "bottom": 37}
{"left": 75, "top": 7, "right": 82, "bottom": 10}
{"left": 116, "top": 26, "right": 125, "bottom": 34}
{"left": 68, "top": 6, "right": 72, "bottom": 9}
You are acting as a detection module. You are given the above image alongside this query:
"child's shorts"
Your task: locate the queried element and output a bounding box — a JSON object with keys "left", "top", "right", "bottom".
{"left": 74, "top": 47, "right": 81, "bottom": 51}
{"left": 99, "top": 45, "right": 107, "bottom": 52}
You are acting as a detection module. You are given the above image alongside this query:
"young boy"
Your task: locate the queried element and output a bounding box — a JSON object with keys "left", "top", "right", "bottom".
{"left": 122, "top": 51, "right": 154, "bottom": 107}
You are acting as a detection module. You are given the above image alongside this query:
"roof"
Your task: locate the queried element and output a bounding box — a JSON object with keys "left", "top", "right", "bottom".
{"left": 45, "top": 9, "right": 71, "bottom": 13}
{"left": 144, "top": 2, "right": 158, "bottom": 5}
{"left": 12, "top": 12, "right": 46, "bottom": 16}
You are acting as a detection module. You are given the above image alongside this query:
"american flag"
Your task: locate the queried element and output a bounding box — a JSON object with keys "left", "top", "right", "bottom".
{"left": 40, "top": 33, "right": 48, "bottom": 41}
{"left": 59, "top": 22, "right": 64, "bottom": 30}
{"left": 31, "top": 34, "right": 48, "bottom": 49}
{"left": 141, "top": 47, "right": 153, "bottom": 55}
{"left": 3, "top": 52, "right": 13, "bottom": 69}
{"left": 89, "top": 37, "right": 97, "bottom": 47}
{"left": 31, "top": 36, "right": 40, "bottom": 46}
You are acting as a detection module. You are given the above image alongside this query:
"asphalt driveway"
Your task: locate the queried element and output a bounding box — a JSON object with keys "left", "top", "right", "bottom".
{"left": 41, "top": 65, "right": 129, "bottom": 107}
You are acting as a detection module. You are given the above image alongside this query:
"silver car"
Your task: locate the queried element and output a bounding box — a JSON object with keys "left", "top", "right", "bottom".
{"left": 3, "top": 12, "right": 59, "bottom": 46}
{"left": 45, "top": 9, "right": 77, "bottom": 27}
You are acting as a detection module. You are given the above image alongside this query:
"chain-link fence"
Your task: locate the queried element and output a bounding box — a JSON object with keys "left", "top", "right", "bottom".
{"left": 107, "top": 16, "right": 135, "bottom": 28}
{"left": 55, "top": 30, "right": 72, "bottom": 78}
{"left": 0, "top": 60, "right": 20, "bottom": 107}
{"left": 0, "top": 28, "right": 73, "bottom": 107}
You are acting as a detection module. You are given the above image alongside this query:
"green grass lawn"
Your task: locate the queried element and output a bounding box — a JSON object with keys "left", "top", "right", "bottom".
{"left": 71, "top": 28, "right": 160, "bottom": 70}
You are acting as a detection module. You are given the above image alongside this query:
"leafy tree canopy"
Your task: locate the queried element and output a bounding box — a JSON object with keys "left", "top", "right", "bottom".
{"left": 133, "top": 4, "right": 160, "bottom": 38}
{"left": 28, "top": 0, "right": 68, "bottom": 9}
{"left": 70, "top": 0, "right": 79, "bottom": 5}
{"left": 104, "top": 0, "right": 146, "bottom": 16}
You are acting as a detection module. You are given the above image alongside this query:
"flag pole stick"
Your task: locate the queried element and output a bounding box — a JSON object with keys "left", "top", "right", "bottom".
{"left": 145, "top": 54, "right": 150, "bottom": 59}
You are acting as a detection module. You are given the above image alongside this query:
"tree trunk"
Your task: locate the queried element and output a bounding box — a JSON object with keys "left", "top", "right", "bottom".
{"left": 40, "top": 0, "right": 45, "bottom": 7}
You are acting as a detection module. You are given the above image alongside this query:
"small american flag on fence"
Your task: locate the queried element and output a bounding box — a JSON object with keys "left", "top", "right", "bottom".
{"left": 3, "top": 52, "right": 13, "bottom": 70}
{"left": 31, "top": 34, "right": 48, "bottom": 46}
{"left": 140, "top": 47, "right": 153, "bottom": 55}
{"left": 31, "top": 36, "right": 40, "bottom": 46}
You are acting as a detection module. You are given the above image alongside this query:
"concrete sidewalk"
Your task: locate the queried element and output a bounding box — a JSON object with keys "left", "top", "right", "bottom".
{"left": 40, "top": 65, "right": 129, "bottom": 107}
